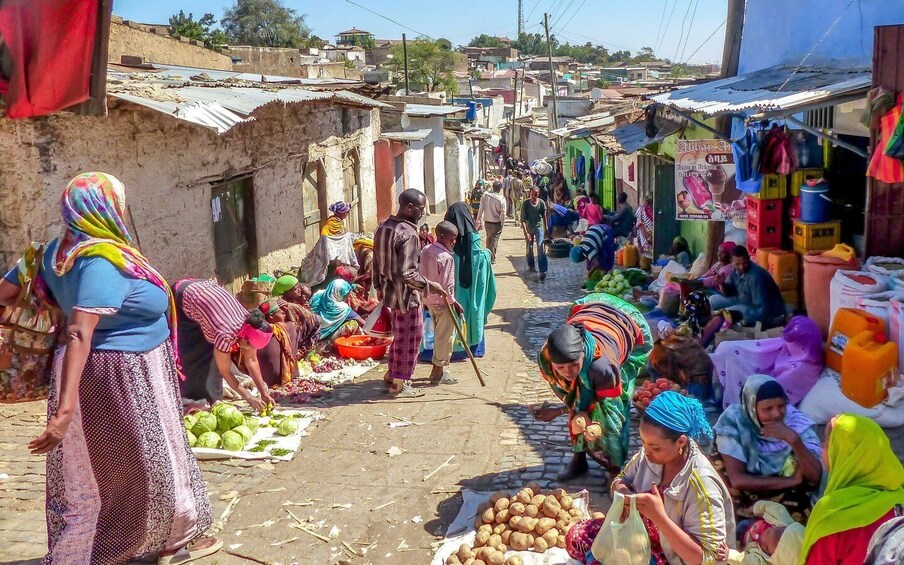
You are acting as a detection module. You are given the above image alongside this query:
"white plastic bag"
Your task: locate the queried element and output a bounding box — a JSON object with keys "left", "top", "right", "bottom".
{"left": 891, "top": 298, "right": 904, "bottom": 380}
{"left": 864, "top": 256, "right": 904, "bottom": 276}
{"left": 591, "top": 492, "right": 651, "bottom": 565}
{"left": 648, "top": 260, "right": 688, "bottom": 294}
{"left": 799, "top": 369, "right": 904, "bottom": 427}
{"left": 829, "top": 270, "right": 889, "bottom": 328}
{"left": 856, "top": 291, "right": 904, "bottom": 328}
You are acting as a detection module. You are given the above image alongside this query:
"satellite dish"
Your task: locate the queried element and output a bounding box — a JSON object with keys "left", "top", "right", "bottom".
{"left": 590, "top": 88, "right": 603, "bottom": 100}
{"left": 401, "top": 114, "right": 411, "bottom": 128}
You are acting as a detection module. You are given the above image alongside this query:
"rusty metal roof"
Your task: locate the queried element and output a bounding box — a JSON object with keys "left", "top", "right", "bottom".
{"left": 649, "top": 64, "right": 871, "bottom": 117}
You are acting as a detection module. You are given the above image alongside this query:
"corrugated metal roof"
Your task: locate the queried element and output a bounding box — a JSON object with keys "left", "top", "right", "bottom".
{"left": 137, "top": 63, "right": 362, "bottom": 86}
{"left": 610, "top": 118, "right": 684, "bottom": 155}
{"left": 649, "top": 64, "right": 871, "bottom": 116}
{"left": 381, "top": 129, "right": 432, "bottom": 142}
{"left": 402, "top": 103, "right": 468, "bottom": 117}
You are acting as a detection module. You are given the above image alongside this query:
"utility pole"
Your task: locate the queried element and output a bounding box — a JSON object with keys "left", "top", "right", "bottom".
{"left": 517, "top": 0, "right": 524, "bottom": 37}
{"left": 509, "top": 68, "right": 518, "bottom": 160}
{"left": 702, "top": 0, "right": 745, "bottom": 266}
{"left": 402, "top": 33, "right": 410, "bottom": 95}
{"left": 543, "top": 13, "right": 558, "bottom": 131}
{"left": 516, "top": 67, "right": 526, "bottom": 161}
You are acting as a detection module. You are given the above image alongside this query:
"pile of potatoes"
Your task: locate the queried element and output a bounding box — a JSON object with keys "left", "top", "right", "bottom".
{"left": 444, "top": 484, "right": 604, "bottom": 565}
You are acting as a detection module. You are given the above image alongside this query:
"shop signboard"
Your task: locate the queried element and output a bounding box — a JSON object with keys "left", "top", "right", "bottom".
{"left": 674, "top": 138, "right": 745, "bottom": 221}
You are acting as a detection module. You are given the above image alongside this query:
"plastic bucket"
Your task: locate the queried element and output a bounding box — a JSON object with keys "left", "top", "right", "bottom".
{"left": 800, "top": 181, "right": 831, "bottom": 223}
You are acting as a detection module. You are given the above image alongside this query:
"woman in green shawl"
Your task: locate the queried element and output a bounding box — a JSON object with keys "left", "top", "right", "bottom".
{"left": 443, "top": 202, "right": 497, "bottom": 358}
{"left": 532, "top": 294, "right": 652, "bottom": 481}
{"left": 802, "top": 414, "right": 904, "bottom": 564}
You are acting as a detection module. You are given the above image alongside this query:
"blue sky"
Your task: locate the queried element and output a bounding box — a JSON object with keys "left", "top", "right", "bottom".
{"left": 114, "top": 0, "right": 728, "bottom": 64}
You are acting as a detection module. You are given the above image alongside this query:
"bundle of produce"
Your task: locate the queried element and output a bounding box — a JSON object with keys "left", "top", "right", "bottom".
{"left": 270, "top": 379, "right": 326, "bottom": 404}
{"left": 445, "top": 485, "right": 603, "bottom": 564}
{"left": 593, "top": 272, "right": 633, "bottom": 297}
{"left": 631, "top": 378, "right": 687, "bottom": 411}
{"left": 184, "top": 404, "right": 260, "bottom": 451}
{"left": 312, "top": 357, "right": 344, "bottom": 373}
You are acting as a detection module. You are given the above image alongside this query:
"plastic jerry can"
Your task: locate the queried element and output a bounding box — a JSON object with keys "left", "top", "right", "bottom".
{"left": 840, "top": 331, "right": 899, "bottom": 408}
{"left": 825, "top": 308, "right": 886, "bottom": 372}
{"left": 622, "top": 244, "right": 639, "bottom": 268}
{"left": 616, "top": 248, "right": 625, "bottom": 266}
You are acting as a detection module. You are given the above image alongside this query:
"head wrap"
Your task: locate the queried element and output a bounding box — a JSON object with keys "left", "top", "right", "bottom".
{"left": 644, "top": 391, "right": 713, "bottom": 442}
{"left": 329, "top": 201, "right": 351, "bottom": 214}
{"left": 272, "top": 274, "right": 298, "bottom": 297}
{"left": 443, "top": 202, "right": 478, "bottom": 288}
{"left": 719, "top": 241, "right": 737, "bottom": 254}
{"left": 569, "top": 246, "right": 585, "bottom": 263}
{"left": 546, "top": 323, "right": 585, "bottom": 364}
{"left": 334, "top": 265, "right": 357, "bottom": 283}
{"left": 801, "top": 414, "right": 904, "bottom": 561}
{"left": 258, "top": 299, "right": 282, "bottom": 320}
{"left": 257, "top": 273, "right": 277, "bottom": 284}
{"left": 756, "top": 379, "right": 788, "bottom": 404}
{"left": 54, "top": 172, "right": 182, "bottom": 372}
{"left": 237, "top": 322, "right": 273, "bottom": 350}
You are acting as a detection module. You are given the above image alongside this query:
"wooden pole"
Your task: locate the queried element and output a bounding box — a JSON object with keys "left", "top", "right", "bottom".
{"left": 444, "top": 297, "right": 486, "bottom": 387}
{"left": 402, "top": 33, "right": 410, "bottom": 95}
{"left": 543, "top": 13, "right": 558, "bottom": 130}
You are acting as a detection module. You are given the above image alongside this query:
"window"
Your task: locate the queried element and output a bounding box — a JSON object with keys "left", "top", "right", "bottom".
{"left": 211, "top": 177, "right": 257, "bottom": 293}
{"left": 302, "top": 160, "right": 326, "bottom": 248}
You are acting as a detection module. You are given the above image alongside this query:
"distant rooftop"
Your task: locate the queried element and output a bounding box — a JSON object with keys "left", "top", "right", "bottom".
{"left": 337, "top": 28, "right": 372, "bottom": 36}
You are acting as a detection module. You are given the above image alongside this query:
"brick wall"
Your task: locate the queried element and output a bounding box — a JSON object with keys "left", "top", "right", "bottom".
{"left": 0, "top": 101, "right": 380, "bottom": 282}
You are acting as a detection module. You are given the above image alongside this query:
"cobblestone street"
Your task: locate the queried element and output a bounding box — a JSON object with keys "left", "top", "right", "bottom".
{"left": 0, "top": 222, "right": 623, "bottom": 564}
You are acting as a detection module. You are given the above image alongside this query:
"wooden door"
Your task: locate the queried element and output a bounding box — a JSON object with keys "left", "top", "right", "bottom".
{"left": 302, "top": 160, "right": 325, "bottom": 248}
{"left": 342, "top": 150, "right": 362, "bottom": 232}
{"left": 211, "top": 177, "right": 256, "bottom": 292}
{"left": 653, "top": 164, "right": 679, "bottom": 259}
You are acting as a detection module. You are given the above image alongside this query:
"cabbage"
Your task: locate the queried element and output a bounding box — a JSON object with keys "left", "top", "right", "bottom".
{"left": 233, "top": 425, "right": 254, "bottom": 442}
{"left": 221, "top": 430, "right": 245, "bottom": 451}
{"left": 183, "top": 414, "right": 197, "bottom": 431}
{"left": 245, "top": 417, "right": 260, "bottom": 433}
{"left": 277, "top": 418, "right": 299, "bottom": 436}
{"left": 196, "top": 431, "right": 221, "bottom": 449}
{"left": 191, "top": 412, "right": 217, "bottom": 436}
{"left": 186, "top": 431, "right": 197, "bottom": 448}
{"left": 210, "top": 403, "right": 230, "bottom": 416}
{"left": 216, "top": 406, "right": 245, "bottom": 433}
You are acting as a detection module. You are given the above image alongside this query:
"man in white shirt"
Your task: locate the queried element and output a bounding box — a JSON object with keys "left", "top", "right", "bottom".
{"left": 478, "top": 180, "right": 507, "bottom": 263}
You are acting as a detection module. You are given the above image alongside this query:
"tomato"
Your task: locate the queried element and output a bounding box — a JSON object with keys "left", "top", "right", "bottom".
{"left": 638, "top": 390, "right": 652, "bottom": 399}
{"left": 641, "top": 398, "right": 651, "bottom": 407}
{"left": 651, "top": 388, "right": 662, "bottom": 397}
{"left": 655, "top": 378, "right": 670, "bottom": 387}
{"left": 658, "top": 382, "right": 671, "bottom": 391}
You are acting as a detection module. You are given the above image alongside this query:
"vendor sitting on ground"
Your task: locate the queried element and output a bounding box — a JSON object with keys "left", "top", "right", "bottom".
{"left": 702, "top": 246, "right": 786, "bottom": 345}
{"left": 713, "top": 375, "right": 822, "bottom": 523}
{"left": 531, "top": 296, "right": 651, "bottom": 481}
{"left": 659, "top": 235, "right": 692, "bottom": 268}
{"left": 569, "top": 223, "right": 615, "bottom": 274}
{"left": 308, "top": 279, "right": 365, "bottom": 347}
{"left": 334, "top": 265, "right": 379, "bottom": 316}
{"left": 322, "top": 201, "right": 351, "bottom": 237}
{"left": 254, "top": 299, "right": 300, "bottom": 387}
{"left": 580, "top": 193, "right": 604, "bottom": 227}
{"left": 604, "top": 192, "right": 634, "bottom": 239}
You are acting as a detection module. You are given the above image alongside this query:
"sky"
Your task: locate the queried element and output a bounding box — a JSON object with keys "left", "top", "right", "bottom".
{"left": 114, "top": 0, "right": 729, "bottom": 64}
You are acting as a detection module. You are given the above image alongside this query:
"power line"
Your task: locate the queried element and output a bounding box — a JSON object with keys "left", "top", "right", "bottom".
{"left": 552, "top": 0, "right": 577, "bottom": 28}
{"left": 655, "top": 0, "right": 680, "bottom": 54}
{"left": 341, "top": 0, "right": 433, "bottom": 40}
{"left": 526, "top": 0, "right": 543, "bottom": 21}
{"left": 672, "top": 0, "right": 695, "bottom": 62}
{"left": 557, "top": 0, "right": 587, "bottom": 33}
{"left": 678, "top": 0, "right": 700, "bottom": 63}
{"left": 680, "top": 18, "right": 725, "bottom": 64}
{"left": 653, "top": 0, "right": 670, "bottom": 56}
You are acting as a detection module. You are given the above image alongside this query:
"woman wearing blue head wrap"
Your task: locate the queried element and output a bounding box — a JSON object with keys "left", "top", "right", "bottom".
{"left": 611, "top": 391, "right": 736, "bottom": 565}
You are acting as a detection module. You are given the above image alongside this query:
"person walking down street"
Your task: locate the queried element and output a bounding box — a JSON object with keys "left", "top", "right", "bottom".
{"left": 478, "top": 180, "right": 507, "bottom": 264}
{"left": 374, "top": 189, "right": 449, "bottom": 398}
{"left": 0, "top": 172, "right": 220, "bottom": 564}
{"left": 605, "top": 192, "right": 635, "bottom": 239}
{"left": 502, "top": 170, "right": 515, "bottom": 217}
{"left": 444, "top": 202, "right": 497, "bottom": 358}
{"left": 419, "top": 221, "right": 463, "bottom": 385}
{"left": 521, "top": 187, "right": 549, "bottom": 281}
{"left": 533, "top": 295, "right": 652, "bottom": 481}
{"left": 509, "top": 172, "right": 525, "bottom": 220}
{"left": 468, "top": 180, "right": 486, "bottom": 221}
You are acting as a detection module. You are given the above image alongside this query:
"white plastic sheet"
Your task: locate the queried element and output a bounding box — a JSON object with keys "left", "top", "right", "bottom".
{"left": 191, "top": 408, "right": 322, "bottom": 462}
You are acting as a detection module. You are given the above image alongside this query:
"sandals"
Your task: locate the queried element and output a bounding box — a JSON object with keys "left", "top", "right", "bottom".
{"left": 430, "top": 373, "right": 458, "bottom": 385}
{"left": 157, "top": 538, "right": 223, "bottom": 565}
{"left": 389, "top": 383, "right": 425, "bottom": 398}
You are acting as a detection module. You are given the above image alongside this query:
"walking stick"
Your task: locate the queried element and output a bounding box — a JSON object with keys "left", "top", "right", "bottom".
{"left": 443, "top": 295, "right": 486, "bottom": 387}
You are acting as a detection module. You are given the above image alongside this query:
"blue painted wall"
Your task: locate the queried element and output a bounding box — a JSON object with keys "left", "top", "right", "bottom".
{"left": 739, "top": 1, "right": 904, "bottom": 73}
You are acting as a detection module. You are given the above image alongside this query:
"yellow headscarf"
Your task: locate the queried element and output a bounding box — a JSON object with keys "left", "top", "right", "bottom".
{"left": 800, "top": 414, "right": 904, "bottom": 560}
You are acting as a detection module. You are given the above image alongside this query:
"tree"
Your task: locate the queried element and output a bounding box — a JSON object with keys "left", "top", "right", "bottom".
{"left": 594, "top": 79, "right": 611, "bottom": 88}
{"left": 610, "top": 50, "right": 632, "bottom": 62}
{"left": 342, "top": 34, "right": 376, "bottom": 49}
{"left": 436, "top": 38, "right": 453, "bottom": 51}
{"left": 467, "top": 34, "right": 505, "bottom": 48}
{"left": 387, "top": 39, "right": 459, "bottom": 94}
{"left": 634, "top": 46, "right": 656, "bottom": 62}
{"left": 512, "top": 32, "right": 551, "bottom": 56}
{"left": 169, "top": 11, "right": 227, "bottom": 48}
{"left": 221, "top": 0, "right": 311, "bottom": 48}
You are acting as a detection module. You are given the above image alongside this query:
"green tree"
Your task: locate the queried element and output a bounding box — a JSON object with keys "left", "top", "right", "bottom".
{"left": 221, "top": 0, "right": 311, "bottom": 48}
{"left": 467, "top": 34, "right": 505, "bottom": 48}
{"left": 634, "top": 46, "right": 656, "bottom": 62}
{"left": 436, "top": 37, "right": 453, "bottom": 51}
{"left": 168, "top": 11, "right": 227, "bottom": 48}
{"left": 512, "top": 32, "right": 551, "bottom": 56}
{"left": 610, "top": 50, "right": 632, "bottom": 62}
{"left": 594, "top": 78, "right": 611, "bottom": 88}
{"left": 343, "top": 34, "right": 376, "bottom": 49}
{"left": 387, "top": 39, "right": 459, "bottom": 94}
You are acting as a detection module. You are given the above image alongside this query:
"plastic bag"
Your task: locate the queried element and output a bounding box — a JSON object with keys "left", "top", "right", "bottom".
{"left": 590, "top": 492, "right": 651, "bottom": 565}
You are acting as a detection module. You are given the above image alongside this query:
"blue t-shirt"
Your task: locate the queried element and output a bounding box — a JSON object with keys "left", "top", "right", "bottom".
{"left": 4, "top": 241, "right": 171, "bottom": 352}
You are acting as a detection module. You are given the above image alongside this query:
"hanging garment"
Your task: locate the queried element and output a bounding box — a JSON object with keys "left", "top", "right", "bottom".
{"left": 588, "top": 156, "right": 597, "bottom": 188}
{"left": 884, "top": 96, "right": 904, "bottom": 161}
{"left": 868, "top": 96, "right": 904, "bottom": 183}
{"left": 732, "top": 127, "right": 763, "bottom": 193}
{"left": 576, "top": 154, "right": 586, "bottom": 184}
{"left": 760, "top": 125, "right": 793, "bottom": 175}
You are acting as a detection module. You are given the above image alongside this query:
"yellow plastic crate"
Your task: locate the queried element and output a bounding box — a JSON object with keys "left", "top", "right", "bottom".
{"left": 751, "top": 174, "right": 788, "bottom": 200}
{"left": 790, "top": 168, "right": 825, "bottom": 197}
{"left": 792, "top": 220, "right": 841, "bottom": 255}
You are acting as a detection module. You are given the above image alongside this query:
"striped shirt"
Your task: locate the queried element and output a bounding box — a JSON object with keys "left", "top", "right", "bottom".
{"left": 419, "top": 243, "right": 455, "bottom": 308}
{"left": 373, "top": 216, "right": 428, "bottom": 311}
{"left": 579, "top": 224, "right": 612, "bottom": 262}
{"left": 179, "top": 279, "right": 248, "bottom": 352}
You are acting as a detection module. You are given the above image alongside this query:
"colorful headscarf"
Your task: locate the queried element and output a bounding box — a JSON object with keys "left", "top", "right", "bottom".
{"left": 801, "top": 414, "right": 904, "bottom": 561}
{"left": 272, "top": 275, "right": 298, "bottom": 297}
{"left": 334, "top": 265, "right": 357, "bottom": 283}
{"left": 309, "top": 279, "right": 354, "bottom": 339}
{"left": 329, "top": 201, "right": 351, "bottom": 214}
{"left": 54, "top": 173, "right": 181, "bottom": 367}
{"left": 644, "top": 391, "right": 713, "bottom": 442}
{"left": 719, "top": 241, "right": 737, "bottom": 254}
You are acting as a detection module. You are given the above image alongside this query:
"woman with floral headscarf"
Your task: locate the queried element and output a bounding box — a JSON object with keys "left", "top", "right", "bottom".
{"left": 309, "top": 279, "right": 365, "bottom": 345}
{"left": 321, "top": 200, "right": 351, "bottom": 237}
{"left": 0, "top": 173, "right": 220, "bottom": 564}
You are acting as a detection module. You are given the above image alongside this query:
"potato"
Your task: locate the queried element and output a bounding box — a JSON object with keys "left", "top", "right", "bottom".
{"left": 591, "top": 511, "right": 605, "bottom": 520}
{"left": 464, "top": 560, "right": 475, "bottom": 565}
{"left": 542, "top": 529, "right": 558, "bottom": 547}
{"left": 535, "top": 517, "right": 556, "bottom": 535}
{"left": 487, "top": 551, "right": 505, "bottom": 565}
{"left": 488, "top": 534, "right": 502, "bottom": 548}
{"left": 475, "top": 529, "right": 491, "bottom": 547}
{"left": 557, "top": 534, "right": 567, "bottom": 548}
{"left": 542, "top": 498, "right": 561, "bottom": 519}
{"left": 560, "top": 495, "right": 574, "bottom": 510}
{"left": 525, "top": 533, "right": 535, "bottom": 547}
{"left": 458, "top": 544, "right": 474, "bottom": 560}
{"left": 479, "top": 524, "right": 494, "bottom": 535}
{"left": 534, "top": 537, "right": 549, "bottom": 552}
{"left": 570, "top": 414, "right": 588, "bottom": 434}
{"left": 557, "top": 510, "right": 571, "bottom": 522}
{"left": 472, "top": 561, "right": 486, "bottom": 565}
{"left": 504, "top": 557, "right": 524, "bottom": 565}
{"left": 493, "top": 523, "right": 507, "bottom": 535}
{"left": 482, "top": 507, "right": 496, "bottom": 524}
{"left": 476, "top": 547, "right": 495, "bottom": 562}
{"left": 446, "top": 555, "right": 462, "bottom": 565}
{"left": 509, "top": 502, "right": 526, "bottom": 516}
{"left": 524, "top": 504, "right": 539, "bottom": 518}
{"left": 501, "top": 530, "right": 512, "bottom": 545}
{"left": 510, "top": 532, "right": 531, "bottom": 551}
{"left": 550, "top": 488, "right": 566, "bottom": 500}
{"left": 530, "top": 494, "right": 547, "bottom": 508}
{"left": 516, "top": 489, "right": 532, "bottom": 504}
{"left": 583, "top": 422, "right": 602, "bottom": 442}
{"left": 495, "top": 543, "right": 507, "bottom": 554}
{"left": 495, "top": 509, "right": 511, "bottom": 524}
{"left": 514, "top": 516, "right": 536, "bottom": 533}
{"left": 555, "top": 519, "right": 570, "bottom": 533}
{"left": 494, "top": 498, "right": 510, "bottom": 512}
{"left": 478, "top": 502, "right": 490, "bottom": 513}
{"left": 569, "top": 508, "right": 583, "bottom": 518}
{"left": 490, "top": 492, "right": 507, "bottom": 504}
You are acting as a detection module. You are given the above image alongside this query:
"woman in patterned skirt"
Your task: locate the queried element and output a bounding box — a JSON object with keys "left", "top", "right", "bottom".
{"left": 0, "top": 172, "right": 218, "bottom": 564}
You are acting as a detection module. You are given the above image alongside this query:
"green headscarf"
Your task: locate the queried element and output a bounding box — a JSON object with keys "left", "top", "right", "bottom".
{"left": 272, "top": 274, "right": 299, "bottom": 297}
{"left": 801, "top": 414, "right": 904, "bottom": 560}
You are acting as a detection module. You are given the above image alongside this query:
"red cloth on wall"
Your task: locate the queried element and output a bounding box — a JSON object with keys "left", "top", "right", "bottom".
{"left": 0, "top": 0, "right": 99, "bottom": 118}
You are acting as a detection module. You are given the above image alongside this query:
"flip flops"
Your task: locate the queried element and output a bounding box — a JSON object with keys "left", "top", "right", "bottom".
{"left": 157, "top": 538, "right": 223, "bottom": 565}
{"left": 430, "top": 373, "right": 458, "bottom": 385}
{"left": 389, "top": 383, "right": 425, "bottom": 398}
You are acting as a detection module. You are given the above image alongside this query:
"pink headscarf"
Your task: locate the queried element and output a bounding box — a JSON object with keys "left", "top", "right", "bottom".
{"left": 719, "top": 241, "right": 737, "bottom": 254}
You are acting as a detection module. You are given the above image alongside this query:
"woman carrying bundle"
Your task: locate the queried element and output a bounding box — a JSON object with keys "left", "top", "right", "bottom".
{"left": 531, "top": 294, "right": 652, "bottom": 481}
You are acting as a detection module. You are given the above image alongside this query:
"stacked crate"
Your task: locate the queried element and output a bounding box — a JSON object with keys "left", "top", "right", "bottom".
{"left": 746, "top": 188, "right": 784, "bottom": 257}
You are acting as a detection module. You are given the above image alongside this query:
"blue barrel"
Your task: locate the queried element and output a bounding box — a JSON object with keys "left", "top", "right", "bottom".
{"left": 465, "top": 101, "right": 478, "bottom": 121}
{"left": 800, "top": 180, "right": 831, "bottom": 223}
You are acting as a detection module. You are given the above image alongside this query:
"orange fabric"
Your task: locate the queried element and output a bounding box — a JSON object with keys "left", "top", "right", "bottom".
{"left": 868, "top": 95, "right": 904, "bottom": 184}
